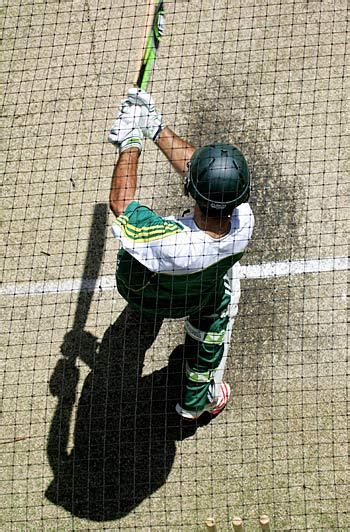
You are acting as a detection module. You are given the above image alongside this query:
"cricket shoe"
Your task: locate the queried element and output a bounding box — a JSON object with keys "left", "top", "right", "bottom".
{"left": 175, "top": 381, "right": 231, "bottom": 421}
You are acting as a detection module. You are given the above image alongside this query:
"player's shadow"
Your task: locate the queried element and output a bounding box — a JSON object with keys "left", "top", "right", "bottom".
{"left": 45, "top": 306, "right": 199, "bottom": 521}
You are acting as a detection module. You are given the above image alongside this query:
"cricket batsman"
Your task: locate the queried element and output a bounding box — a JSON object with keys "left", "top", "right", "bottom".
{"left": 108, "top": 89, "right": 254, "bottom": 421}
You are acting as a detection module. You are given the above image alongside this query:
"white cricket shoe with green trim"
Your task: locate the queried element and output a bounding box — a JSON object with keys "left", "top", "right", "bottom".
{"left": 175, "top": 381, "right": 231, "bottom": 421}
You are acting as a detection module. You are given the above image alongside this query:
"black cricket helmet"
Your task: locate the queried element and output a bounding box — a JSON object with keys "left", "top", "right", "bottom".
{"left": 184, "top": 143, "right": 250, "bottom": 216}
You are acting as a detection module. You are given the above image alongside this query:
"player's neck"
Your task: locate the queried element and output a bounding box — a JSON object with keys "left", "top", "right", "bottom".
{"left": 193, "top": 205, "right": 231, "bottom": 239}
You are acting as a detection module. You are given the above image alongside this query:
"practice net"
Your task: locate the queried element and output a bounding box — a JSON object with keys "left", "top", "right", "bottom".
{"left": 1, "top": 1, "right": 349, "bottom": 530}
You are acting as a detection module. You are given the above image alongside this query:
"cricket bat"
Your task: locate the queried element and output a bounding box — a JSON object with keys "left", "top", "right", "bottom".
{"left": 135, "top": 0, "right": 164, "bottom": 89}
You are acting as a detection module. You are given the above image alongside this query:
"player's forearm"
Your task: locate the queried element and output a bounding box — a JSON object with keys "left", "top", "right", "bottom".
{"left": 109, "top": 148, "right": 139, "bottom": 217}
{"left": 156, "top": 126, "right": 196, "bottom": 176}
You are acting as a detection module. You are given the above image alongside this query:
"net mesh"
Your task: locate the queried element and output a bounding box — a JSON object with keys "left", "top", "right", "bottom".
{"left": 1, "top": 0, "right": 348, "bottom": 530}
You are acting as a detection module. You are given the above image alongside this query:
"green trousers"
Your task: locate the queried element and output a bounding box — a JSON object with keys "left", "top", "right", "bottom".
{"left": 117, "top": 264, "right": 241, "bottom": 412}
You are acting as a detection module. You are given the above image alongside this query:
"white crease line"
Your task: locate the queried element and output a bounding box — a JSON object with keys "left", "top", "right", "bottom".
{"left": 1, "top": 257, "right": 348, "bottom": 297}
{"left": 240, "top": 256, "right": 349, "bottom": 279}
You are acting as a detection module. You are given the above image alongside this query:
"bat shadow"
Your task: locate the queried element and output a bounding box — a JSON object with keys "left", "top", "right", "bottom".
{"left": 45, "top": 305, "right": 202, "bottom": 521}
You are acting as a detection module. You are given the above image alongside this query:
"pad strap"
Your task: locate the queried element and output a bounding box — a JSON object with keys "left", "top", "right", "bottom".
{"left": 184, "top": 320, "right": 226, "bottom": 345}
{"left": 186, "top": 362, "right": 215, "bottom": 383}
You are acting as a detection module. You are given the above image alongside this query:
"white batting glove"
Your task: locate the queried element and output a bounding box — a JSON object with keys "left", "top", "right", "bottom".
{"left": 108, "top": 99, "right": 144, "bottom": 153}
{"left": 127, "top": 88, "right": 165, "bottom": 141}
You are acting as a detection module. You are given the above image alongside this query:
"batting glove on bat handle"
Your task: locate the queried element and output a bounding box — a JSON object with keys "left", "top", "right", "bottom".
{"left": 127, "top": 87, "right": 165, "bottom": 141}
{"left": 108, "top": 100, "right": 144, "bottom": 153}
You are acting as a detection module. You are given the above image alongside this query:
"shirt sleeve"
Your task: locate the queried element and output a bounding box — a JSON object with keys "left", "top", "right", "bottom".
{"left": 112, "top": 201, "right": 184, "bottom": 243}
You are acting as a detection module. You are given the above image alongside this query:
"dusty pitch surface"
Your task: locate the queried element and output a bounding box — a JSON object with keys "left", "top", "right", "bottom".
{"left": 1, "top": 0, "right": 349, "bottom": 530}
